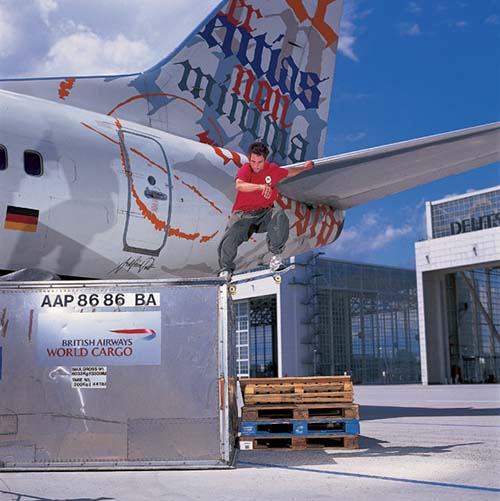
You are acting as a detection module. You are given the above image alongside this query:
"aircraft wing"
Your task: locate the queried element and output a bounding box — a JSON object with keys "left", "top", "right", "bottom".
{"left": 279, "top": 122, "right": 500, "bottom": 209}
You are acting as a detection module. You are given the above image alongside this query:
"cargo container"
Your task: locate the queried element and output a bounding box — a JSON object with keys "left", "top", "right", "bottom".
{"left": 0, "top": 278, "right": 236, "bottom": 470}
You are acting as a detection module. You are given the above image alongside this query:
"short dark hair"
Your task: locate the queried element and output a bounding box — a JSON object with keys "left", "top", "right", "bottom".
{"left": 248, "top": 141, "right": 269, "bottom": 158}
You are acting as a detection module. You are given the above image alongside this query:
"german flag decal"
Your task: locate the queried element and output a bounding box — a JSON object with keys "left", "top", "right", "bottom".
{"left": 4, "top": 205, "right": 39, "bottom": 232}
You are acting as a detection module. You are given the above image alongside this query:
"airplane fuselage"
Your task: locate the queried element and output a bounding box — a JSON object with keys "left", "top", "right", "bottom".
{"left": 0, "top": 90, "right": 345, "bottom": 279}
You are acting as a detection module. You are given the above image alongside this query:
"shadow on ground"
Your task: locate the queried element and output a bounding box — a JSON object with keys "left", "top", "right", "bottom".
{"left": 360, "top": 405, "right": 500, "bottom": 420}
{"left": 236, "top": 435, "right": 483, "bottom": 466}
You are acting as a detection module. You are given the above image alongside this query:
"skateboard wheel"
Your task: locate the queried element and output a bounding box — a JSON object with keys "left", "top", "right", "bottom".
{"left": 228, "top": 285, "right": 237, "bottom": 294}
{"left": 273, "top": 274, "right": 282, "bottom": 283}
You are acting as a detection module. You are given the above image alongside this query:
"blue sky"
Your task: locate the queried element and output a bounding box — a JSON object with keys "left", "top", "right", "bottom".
{"left": 0, "top": 0, "right": 498, "bottom": 269}
{"left": 324, "top": 0, "right": 500, "bottom": 268}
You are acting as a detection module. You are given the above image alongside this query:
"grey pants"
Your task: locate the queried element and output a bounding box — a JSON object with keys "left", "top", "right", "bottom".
{"left": 218, "top": 207, "right": 289, "bottom": 273}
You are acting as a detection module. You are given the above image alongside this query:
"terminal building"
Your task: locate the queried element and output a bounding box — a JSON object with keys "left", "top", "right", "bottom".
{"left": 415, "top": 185, "right": 500, "bottom": 384}
{"left": 232, "top": 254, "right": 420, "bottom": 384}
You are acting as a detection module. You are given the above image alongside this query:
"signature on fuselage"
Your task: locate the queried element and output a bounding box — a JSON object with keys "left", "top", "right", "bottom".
{"left": 109, "top": 256, "right": 156, "bottom": 275}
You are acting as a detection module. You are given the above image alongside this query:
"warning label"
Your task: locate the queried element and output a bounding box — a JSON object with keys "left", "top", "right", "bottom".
{"left": 71, "top": 366, "right": 107, "bottom": 389}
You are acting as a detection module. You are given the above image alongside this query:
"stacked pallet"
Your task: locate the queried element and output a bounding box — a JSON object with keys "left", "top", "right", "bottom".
{"left": 238, "top": 376, "right": 359, "bottom": 450}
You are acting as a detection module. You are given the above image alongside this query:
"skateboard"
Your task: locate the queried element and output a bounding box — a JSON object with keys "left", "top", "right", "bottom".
{"left": 227, "top": 265, "right": 292, "bottom": 295}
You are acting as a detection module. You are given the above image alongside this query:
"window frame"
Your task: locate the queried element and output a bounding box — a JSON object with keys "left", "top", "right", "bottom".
{"left": 0, "top": 145, "right": 7, "bottom": 171}
{"left": 24, "top": 149, "right": 44, "bottom": 177}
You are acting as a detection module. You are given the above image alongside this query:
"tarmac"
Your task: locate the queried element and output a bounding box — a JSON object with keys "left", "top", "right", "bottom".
{"left": 0, "top": 384, "right": 498, "bottom": 501}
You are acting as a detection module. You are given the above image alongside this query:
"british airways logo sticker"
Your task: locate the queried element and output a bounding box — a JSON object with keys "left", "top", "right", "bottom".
{"left": 37, "top": 311, "right": 162, "bottom": 366}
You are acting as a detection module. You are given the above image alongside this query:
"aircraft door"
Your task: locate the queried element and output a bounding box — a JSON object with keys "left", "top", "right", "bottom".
{"left": 118, "top": 131, "right": 172, "bottom": 256}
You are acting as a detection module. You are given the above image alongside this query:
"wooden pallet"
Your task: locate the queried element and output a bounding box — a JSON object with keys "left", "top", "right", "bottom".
{"left": 244, "top": 391, "right": 353, "bottom": 405}
{"left": 241, "top": 376, "right": 353, "bottom": 405}
{"left": 239, "top": 434, "right": 358, "bottom": 450}
{"left": 241, "top": 403, "right": 360, "bottom": 422}
{"left": 241, "top": 376, "right": 352, "bottom": 395}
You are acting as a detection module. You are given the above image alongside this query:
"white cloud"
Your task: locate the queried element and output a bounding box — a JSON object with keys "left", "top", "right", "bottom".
{"left": 335, "top": 131, "right": 368, "bottom": 144}
{"left": 345, "top": 132, "right": 367, "bottom": 142}
{"left": 0, "top": 8, "right": 17, "bottom": 58}
{"left": 485, "top": 14, "right": 500, "bottom": 25}
{"left": 34, "top": 0, "right": 59, "bottom": 24}
{"left": 339, "top": 34, "right": 358, "bottom": 61}
{"left": 369, "top": 224, "right": 413, "bottom": 250}
{"left": 0, "top": 0, "right": 222, "bottom": 77}
{"left": 455, "top": 20, "right": 468, "bottom": 28}
{"left": 361, "top": 213, "right": 379, "bottom": 227}
{"left": 408, "top": 2, "right": 422, "bottom": 14}
{"left": 338, "top": 3, "right": 358, "bottom": 62}
{"left": 338, "top": 0, "right": 373, "bottom": 61}
{"left": 336, "top": 92, "right": 370, "bottom": 102}
{"left": 327, "top": 210, "right": 416, "bottom": 257}
{"left": 34, "top": 29, "right": 153, "bottom": 76}
{"left": 399, "top": 22, "right": 421, "bottom": 36}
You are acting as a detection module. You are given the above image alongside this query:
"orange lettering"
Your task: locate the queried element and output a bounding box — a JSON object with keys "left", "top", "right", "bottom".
{"left": 290, "top": 201, "right": 311, "bottom": 237}
{"left": 277, "top": 194, "right": 292, "bottom": 210}
{"left": 316, "top": 206, "right": 337, "bottom": 246}
{"left": 232, "top": 64, "right": 255, "bottom": 102}
{"left": 58, "top": 78, "right": 75, "bottom": 100}
{"left": 286, "top": 0, "right": 339, "bottom": 48}
{"left": 212, "top": 145, "right": 243, "bottom": 168}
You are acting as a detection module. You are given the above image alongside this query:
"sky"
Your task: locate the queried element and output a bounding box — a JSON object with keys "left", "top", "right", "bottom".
{"left": 325, "top": 0, "right": 500, "bottom": 268}
{"left": 0, "top": 0, "right": 498, "bottom": 269}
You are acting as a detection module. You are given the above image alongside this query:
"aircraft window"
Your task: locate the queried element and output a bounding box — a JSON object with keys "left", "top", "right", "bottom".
{"left": 0, "top": 145, "right": 6, "bottom": 170}
{"left": 24, "top": 150, "right": 43, "bottom": 176}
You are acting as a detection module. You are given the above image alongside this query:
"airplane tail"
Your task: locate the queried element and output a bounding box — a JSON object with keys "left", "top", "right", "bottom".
{"left": 0, "top": 0, "right": 343, "bottom": 163}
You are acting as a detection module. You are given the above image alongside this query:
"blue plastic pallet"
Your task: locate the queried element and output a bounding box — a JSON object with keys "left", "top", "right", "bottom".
{"left": 240, "top": 418, "right": 359, "bottom": 437}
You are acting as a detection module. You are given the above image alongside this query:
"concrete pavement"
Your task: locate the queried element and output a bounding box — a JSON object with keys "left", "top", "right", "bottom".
{"left": 0, "top": 384, "right": 498, "bottom": 500}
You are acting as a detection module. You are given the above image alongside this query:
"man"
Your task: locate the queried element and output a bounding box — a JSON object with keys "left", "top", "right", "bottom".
{"left": 218, "top": 141, "right": 314, "bottom": 281}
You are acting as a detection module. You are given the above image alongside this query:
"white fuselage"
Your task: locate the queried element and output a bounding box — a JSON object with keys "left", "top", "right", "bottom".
{"left": 0, "top": 90, "right": 344, "bottom": 279}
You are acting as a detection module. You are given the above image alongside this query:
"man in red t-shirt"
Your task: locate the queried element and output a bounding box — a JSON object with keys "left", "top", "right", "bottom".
{"left": 218, "top": 141, "right": 314, "bottom": 280}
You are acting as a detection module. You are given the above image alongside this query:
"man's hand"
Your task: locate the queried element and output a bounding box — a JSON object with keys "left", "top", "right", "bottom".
{"left": 285, "top": 160, "right": 315, "bottom": 179}
{"left": 261, "top": 184, "right": 272, "bottom": 199}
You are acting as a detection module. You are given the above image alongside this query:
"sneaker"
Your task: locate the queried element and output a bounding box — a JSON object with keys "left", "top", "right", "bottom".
{"left": 269, "top": 254, "right": 286, "bottom": 272}
{"left": 218, "top": 270, "right": 232, "bottom": 282}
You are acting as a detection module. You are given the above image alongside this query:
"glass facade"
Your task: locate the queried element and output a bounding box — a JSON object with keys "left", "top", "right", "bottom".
{"left": 234, "top": 259, "right": 419, "bottom": 384}
{"left": 430, "top": 188, "right": 500, "bottom": 239}
{"left": 446, "top": 267, "right": 500, "bottom": 383}
{"left": 234, "top": 301, "right": 250, "bottom": 377}
{"left": 307, "top": 259, "right": 420, "bottom": 384}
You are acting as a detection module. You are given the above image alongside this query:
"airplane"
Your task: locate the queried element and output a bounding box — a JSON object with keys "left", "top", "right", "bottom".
{"left": 0, "top": 0, "right": 498, "bottom": 280}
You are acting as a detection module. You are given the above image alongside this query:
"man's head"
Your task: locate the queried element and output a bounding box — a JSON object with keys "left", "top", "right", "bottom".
{"left": 248, "top": 142, "right": 269, "bottom": 173}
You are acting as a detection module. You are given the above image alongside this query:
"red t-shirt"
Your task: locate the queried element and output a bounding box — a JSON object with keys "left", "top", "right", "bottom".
{"left": 232, "top": 161, "right": 288, "bottom": 212}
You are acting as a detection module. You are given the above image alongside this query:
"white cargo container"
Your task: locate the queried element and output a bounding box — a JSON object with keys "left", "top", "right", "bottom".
{"left": 0, "top": 278, "right": 237, "bottom": 470}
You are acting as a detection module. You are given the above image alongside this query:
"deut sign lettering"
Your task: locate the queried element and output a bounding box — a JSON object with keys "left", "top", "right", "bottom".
{"left": 450, "top": 212, "right": 500, "bottom": 235}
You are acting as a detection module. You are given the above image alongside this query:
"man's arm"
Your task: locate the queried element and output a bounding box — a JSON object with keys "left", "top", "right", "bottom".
{"left": 284, "top": 160, "right": 314, "bottom": 178}
{"left": 236, "top": 179, "right": 272, "bottom": 199}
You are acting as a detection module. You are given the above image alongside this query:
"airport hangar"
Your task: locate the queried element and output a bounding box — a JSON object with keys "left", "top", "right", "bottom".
{"left": 230, "top": 185, "right": 500, "bottom": 386}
